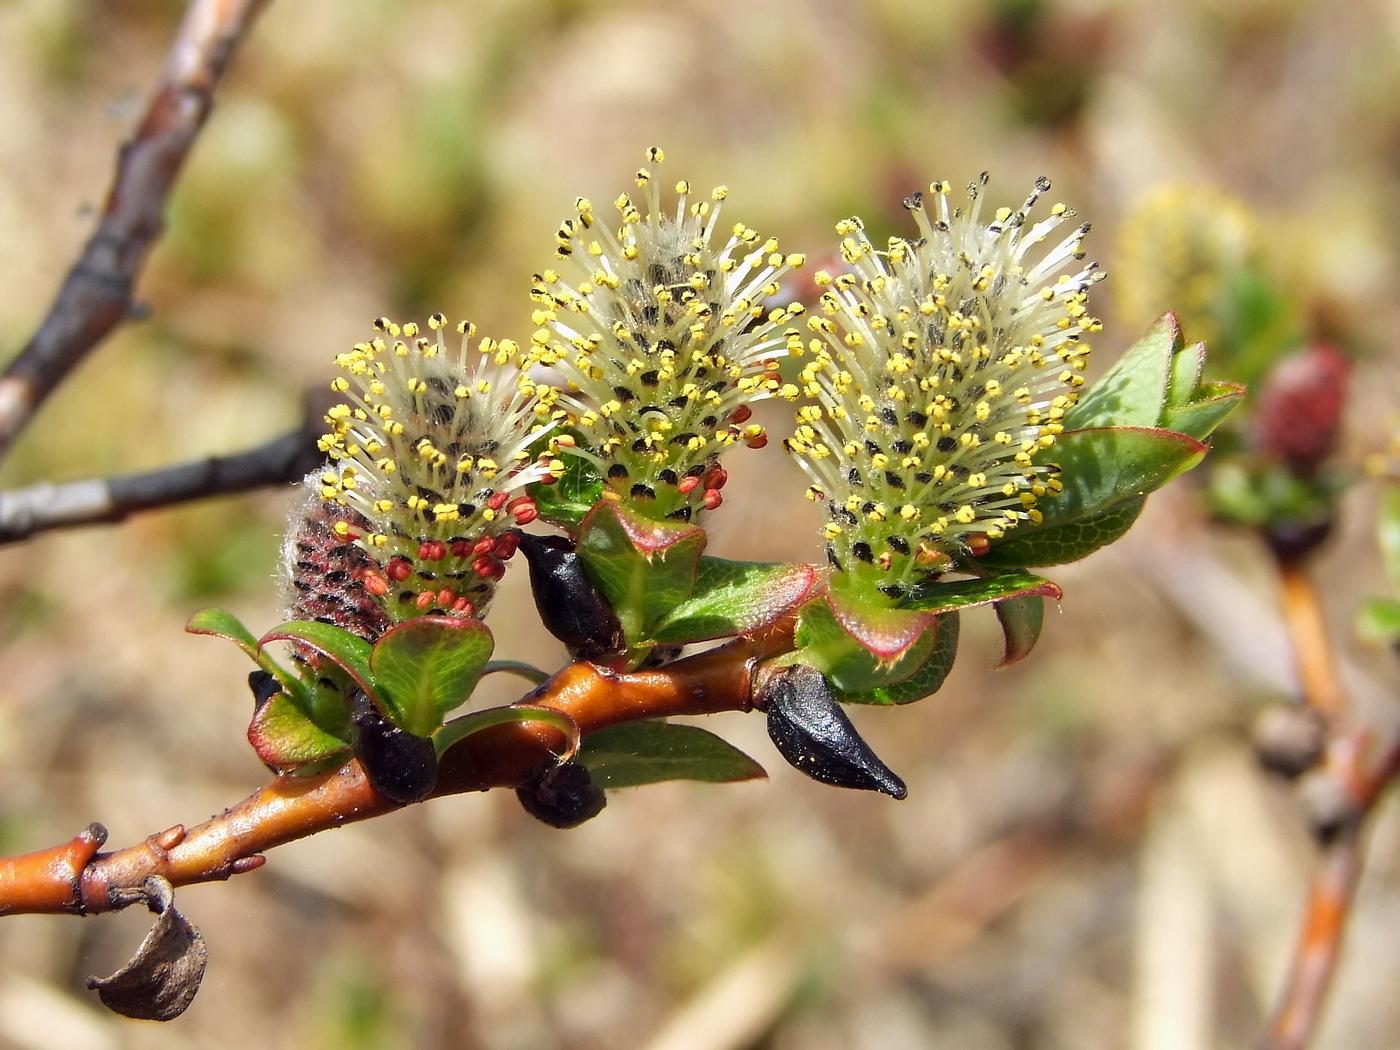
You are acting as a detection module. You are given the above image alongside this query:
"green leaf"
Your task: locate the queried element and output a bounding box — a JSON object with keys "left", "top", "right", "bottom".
{"left": 1159, "top": 382, "right": 1246, "bottom": 441}
{"left": 1038, "top": 427, "right": 1206, "bottom": 526}
{"left": 433, "top": 703, "right": 580, "bottom": 758}
{"left": 189, "top": 608, "right": 309, "bottom": 707}
{"left": 978, "top": 498, "right": 1144, "bottom": 569}
{"left": 1065, "top": 314, "right": 1179, "bottom": 431}
{"left": 578, "top": 721, "right": 767, "bottom": 788}
{"left": 482, "top": 660, "right": 551, "bottom": 686}
{"left": 1378, "top": 487, "right": 1400, "bottom": 589}
{"left": 838, "top": 611, "right": 960, "bottom": 705}
{"left": 247, "top": 691, "right": 351, "bottom": 771}
{"left": 576, "top": 501, "right": 705, "bottom": 647}
{"left": 1204, "top": 460, "right": 1340, "bottom": 529}
{"left": 975, "top": 427, "right": 1199, "bottom": 568}
{"left": 1357, "top": 598, "right": 1400, "bottom": 646}
{"left": 650, "top": 559, "right": 818, "bottom": 644}
{"left": 903, "top": 570, "right": 1061, "bottom": 613}
{"left": 993, "top": 595, "right": 1044, "bottom": 667}
{"left": 528, "top": 442, "right": 605, "bottom": 530}
{"left": 259, "top": 620, "right": 375, "bottom": 698}
{"left": 1214, "top": 265, "right": 1302, "bottom": 389}
{"left": 187, "top": 607, "right": 261, "bottom": 656}
{"left": 827, "top": 576, "right": 937, "bottom": 661}
{"left": 1167, "top": 330, "right": 1206, "bottom": 408}
{"left": 794, "top": 598, "right": 939, "bottom": 693}
{"left": 369, "top": 617, "right": 494, "bottom": 737}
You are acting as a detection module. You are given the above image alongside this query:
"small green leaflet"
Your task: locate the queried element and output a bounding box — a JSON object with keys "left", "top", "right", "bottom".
{"left": 576, "top": 501, "right": 705, "bottom": 647}
{"left": 650, "top": 558, "right": 817, "bottom": 643}
{"left": 433, "top": 704, "right": 580, "bottom": 759}
{"left": 369, "top": 617, "right": 495, "bottom": 737}
{"left": 837, "top": 612, "right": 960, "bottom": 706}
{"left": 578, "top": 721, "right": 766, "bottom": 788}
{"left": 902, "top": 570, "right": 1061, "bottom": 613}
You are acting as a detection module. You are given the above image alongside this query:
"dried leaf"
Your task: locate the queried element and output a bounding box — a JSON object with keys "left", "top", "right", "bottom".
{"left": 87, "top": 876, "right": 207, "bottom": 1021}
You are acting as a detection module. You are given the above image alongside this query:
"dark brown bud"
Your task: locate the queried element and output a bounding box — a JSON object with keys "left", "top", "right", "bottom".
{"left": 515, "top": 531, "right": 624, "bottom": 659}
{"left": 515, "top": 762, "right": 607, "bottom": 828}
{"left": 353, "top": 704, "right": 438, "bottom": 804}
{"left": 1252, "top": 703, "right": 1326, "bottom": 778}
{"left": 759, "top": 664, "right": 906, "bottom": 799}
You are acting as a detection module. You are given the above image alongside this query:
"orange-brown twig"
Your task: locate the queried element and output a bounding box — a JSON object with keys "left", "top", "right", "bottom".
{"left": 1276, "top": 560, "right": 1345, "bottom": 720}
{"left": 0, "top": 626, "right": 789, "bottom": 917}
{"left": 1261, "top": 833, "right": 1361, "bottom": 1050}
{"left": 0, "top": 0, "right": 271, "bottom": 461}
{"left": 1259, "top": 556, "right": 1400, "bottom": 1050}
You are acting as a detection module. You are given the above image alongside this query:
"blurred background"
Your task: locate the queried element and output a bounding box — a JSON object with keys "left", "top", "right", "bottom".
{"left": 1, "top": 0, "right": 1400, "bottom": 1047}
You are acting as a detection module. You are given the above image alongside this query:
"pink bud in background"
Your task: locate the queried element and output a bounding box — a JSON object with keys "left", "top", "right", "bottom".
{"left": 1251, "top": 343, "right": 1350, "bottom": 477}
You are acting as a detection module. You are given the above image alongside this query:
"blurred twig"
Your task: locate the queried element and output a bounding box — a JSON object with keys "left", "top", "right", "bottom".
{"left": 0, "top": 0, "right": 271, "bottom": 462}
{"left": 1275, "top": 560, "right": 1345, "bottom": 720}
{"left": 1259, "top": 558, "right": 1400, "bottom": 1050}
{"left": 1262, "top": 834, "right": 1361, "bottom": 1050}
{"left": 0, "top": 408, "right": 324, "bottom": 545}
{"left": 0, "top": 624, "right": 791, "bottom": 916}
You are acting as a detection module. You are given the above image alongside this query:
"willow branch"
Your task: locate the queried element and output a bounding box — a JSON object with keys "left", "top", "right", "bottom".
{"left": 1257, "top": 544, "right": 1400, "bottom": 1049}
{"left": 1260, "top": 833, "right": 1362, "bottom": 1050}
{"left": 0, "top": 0, "right": 272, "bottom": 462}
{"left": 0, "top": 624, "right": 792, "bottom": 917}
{"left": 1275, "top": 559, "right": 1345, "bottom": 720}
{"left": 0, "top": 409, "right": 324, "bottom": 545}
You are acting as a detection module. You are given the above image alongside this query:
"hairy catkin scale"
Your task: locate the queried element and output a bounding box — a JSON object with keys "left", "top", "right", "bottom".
{"left": 759, "top": 664, "right": 907, "bottom": 799}
{"left": 515, "top": 531, "right": 625, "bottom": 659}
{"left": 283, "top": 484, "right": 391, "bottom": 643}
{"left": 515, "top": 763, "right": 608, "bottom": 828}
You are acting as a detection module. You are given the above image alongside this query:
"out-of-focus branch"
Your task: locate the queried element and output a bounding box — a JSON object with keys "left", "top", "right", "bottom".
{"left": 1259, "top": 555, "right": 1400, "bottom": 1050}
{"left": 1275, "top": 560, "right": 1345, "bottom": 720}
{"left": 0, "top": 412, "right": 324, "bottom": 545}
{"left": 0, "top": 623, "right": 793, "bottom": 917}
{"left": 0, "top": 0, "right": 272, "bottom": 462}
{"left": 1261, "top": 833, "right": 1361, "bottom": 1050}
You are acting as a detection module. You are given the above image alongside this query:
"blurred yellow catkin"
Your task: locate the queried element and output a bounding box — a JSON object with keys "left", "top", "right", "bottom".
{"left": 1114, "top": 184, "right": 1256, "bottom": 346}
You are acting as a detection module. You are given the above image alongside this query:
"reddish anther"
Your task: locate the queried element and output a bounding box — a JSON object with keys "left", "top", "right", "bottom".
{"left": 678, "top": 475, "right": 700, "bottom": 495}
{"left": 495, "top": 533, "right": 519, "bottom": 559}
{"left": 451, "top": 597, "right": 473, "bottom": 615}
{"left": 437, "top": 587, "right": 455, "bottom": 606}
{"left": 513, "top": 504, "right": 538, "bottom": 525}
{"left": 967, "top": 533, "right": 991, "bottom": 556}
{"left": 450, "top": 540, "right": 473, "bottom": 559}
{"left": 473, "top": 555, "right": 495, "bottom": 578}
{"left": 745, "top": 432, "right": 768, "bottom": 449}
{"left": 387, "top": 557, "right": 412, "bottom": 582}
{"left": 731, "top": 405, "right": 752, "bottom": 425}
{"left": 487, "top": 492, "right": 510, "bottom": 511}
{"left": 703, "top": 465, "right": 728, "bottom": 491}
{"left": 363, "top": 573, "right": 389, "bottom": 597}
{"left": 473, "top": 537, "right": 496, "bottom": 556}
{"left": 418, "top": 540, "right": 447, "bottom": 562}
{"left": 415, "top": 592, "right": 435, "bottom": 610}
{"left": 703, "top": 489, "right": 723, "bottom": 511}
{"left": 488, "top": 561, "right": 506, "bottom": 582}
